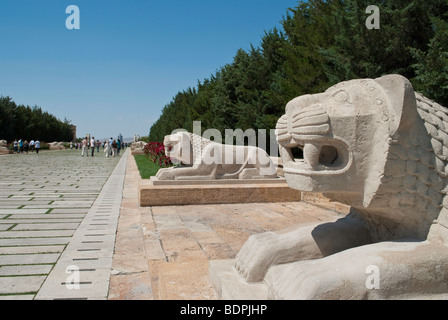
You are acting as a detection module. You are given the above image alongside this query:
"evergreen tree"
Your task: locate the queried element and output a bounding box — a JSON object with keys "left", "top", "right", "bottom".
{"left": 411, "top": 7, "right": 448, "bottom": 105}
{"left": 0, "top": 97, "right": 17, "bottom": 141}
{"left": 148, "top": 0, "right": 448, "bottom": 143}
{"left": 0, "top": 96, "right": 74, "bottom": 143}
{"left": 320, "top": 0, "right": 448, "bottom": 85}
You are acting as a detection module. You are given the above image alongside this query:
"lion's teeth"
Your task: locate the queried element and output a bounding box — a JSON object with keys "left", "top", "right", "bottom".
{"left": 303, "top": 143, "right": 321, "bottom": 168}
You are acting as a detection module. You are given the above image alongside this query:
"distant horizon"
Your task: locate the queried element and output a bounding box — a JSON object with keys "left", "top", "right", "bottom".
{"left": 0, "top": 0, "right": 297, "bottom": 140}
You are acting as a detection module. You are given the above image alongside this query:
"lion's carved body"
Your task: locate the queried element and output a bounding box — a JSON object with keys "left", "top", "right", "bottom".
{"left": 358, "top": 92, "right": 448, "bottom": 241}
{"left": 156, "top": 132, "right": 277, "bottom": 181}
{"left": 230, "top": 75, "right": 448, "bottom": 299}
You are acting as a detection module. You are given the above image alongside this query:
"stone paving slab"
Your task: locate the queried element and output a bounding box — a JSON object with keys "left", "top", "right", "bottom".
{"left": 3, "top": 214, "right": 85, "bottom": 219}
{"left": 0, "top": 209, "right": 49, "bottom": 214}
{"left": 1, "top": 219, "right": 83, "bottom": 224}
{"left": 12, "top": 223, "right": 80, "bottom": 231}
{"left": 0, "top": 265, "right": 53, "bottom": 276}
{"left": 35, "top": 282, "right": 109, "bottom": 300}
{"left": 55, "top": 256, "right": 114, "bottom": 268}
{"left": 0, "top": 237, "right": 71, "bottom": 247}
{"left": 0, "top": 230, "right": 75, "bottom": 238}
{"left": 50, "top": 201, "right": 95, "bottom": 207}
{"left": 1, "top": 200, "right": 52, "bottom": 206}
{"left": 0, "top": 295, "right": 34, "bottom": 300}
{"left": 50, "top": 209, "right": 90, "bottom": 214}
{"left": 0, "top": 225, "right": 13, "bottom": 231}
{"left": 0, "top": 245, "right": 66, "bottom": 255}
{"left": 0, "top": 276, "right": 47, "bottom": 295}
{"left": 0, "top": 253, "right": 60, "bottom": 265}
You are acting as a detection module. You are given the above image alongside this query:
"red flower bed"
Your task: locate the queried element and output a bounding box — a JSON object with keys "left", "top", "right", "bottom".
{"left": 143, "top": 142, "right": 173, "bottom": 168}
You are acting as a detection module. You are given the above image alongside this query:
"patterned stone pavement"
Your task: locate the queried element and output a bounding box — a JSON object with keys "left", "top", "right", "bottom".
{"left": 0, "top": 148, "right": 125, "bottom": 300}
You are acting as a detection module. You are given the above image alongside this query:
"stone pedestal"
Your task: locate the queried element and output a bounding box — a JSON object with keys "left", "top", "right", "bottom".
{"left": 0, "top": 147, "right": 12, "bottom": 155}
{"left": 139, "top": 177, "right": 301, "bottom": 207}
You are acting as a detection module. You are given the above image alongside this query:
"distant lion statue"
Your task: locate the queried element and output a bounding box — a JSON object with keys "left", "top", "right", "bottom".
{"left": 156, "top": 132, "right": 277, "bottom": 181}
{"left": 231, "top": 74, "right": 448, "bottom": 299}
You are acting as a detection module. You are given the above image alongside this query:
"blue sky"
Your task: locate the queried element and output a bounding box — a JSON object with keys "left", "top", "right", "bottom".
{"left": 0, "top": 0, "right": 298, "bottom": 140}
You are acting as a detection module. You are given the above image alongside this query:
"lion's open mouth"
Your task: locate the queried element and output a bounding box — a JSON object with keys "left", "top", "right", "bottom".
{"left": 281, "top": 138, "right": 351, "bottom": 175}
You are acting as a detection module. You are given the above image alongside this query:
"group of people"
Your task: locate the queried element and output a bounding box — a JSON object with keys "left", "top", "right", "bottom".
{"left": 12, "top": 139, "right": 41, "bottom": 154}
{"left": 9, "top": 137, "right": 125, "bottom": 157}
{"left": 79, "top": 137, "right": 125, "bottom": 158}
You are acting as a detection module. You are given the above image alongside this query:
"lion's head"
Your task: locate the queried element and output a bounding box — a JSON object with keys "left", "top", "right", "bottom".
{"left": 163, "top": 132, "right": 212, "bottom": 165}
{"left": 163, "top": 132, "right": 190, "bottom": 165}
{"left": 277, "top": 74, "right": 447, "bottom": 241}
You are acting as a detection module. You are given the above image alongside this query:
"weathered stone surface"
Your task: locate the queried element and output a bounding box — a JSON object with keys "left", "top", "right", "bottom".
{"left": 139, "top": 183, "right": 301, "bottom": 207}
{"left": 156, "top": 132, "right": 277, "bottom": 181}
{"left": 212, "top": 74, "right": 448, "bottom": 300}
{"left": 0, "top": 276, "right": 46, "bottom": 294}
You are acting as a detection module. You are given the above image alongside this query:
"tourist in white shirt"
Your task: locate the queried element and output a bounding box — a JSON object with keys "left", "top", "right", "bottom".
{"left": 81, "top": 138, "right": 88, "bottom": 157}
{"left": 35, "top": 140, "right": 41, "bottom": 154}
{"left": 91, "top": 137, "right": 95, "bottom": 157}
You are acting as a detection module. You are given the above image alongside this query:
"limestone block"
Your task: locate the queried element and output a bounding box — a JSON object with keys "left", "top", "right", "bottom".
{"left": 139, "top": 182, "right": 300, "bottom": 207}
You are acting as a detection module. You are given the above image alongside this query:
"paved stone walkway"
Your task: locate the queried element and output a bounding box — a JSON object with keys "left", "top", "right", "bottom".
{"left": 0, "top": 148, "right": 345, "bottom": 300}
{"left": 108, "top": 155, "right": 346, "bottom": 300}
{"left": 0, "top": 149, "right": 126, "bottom": 300}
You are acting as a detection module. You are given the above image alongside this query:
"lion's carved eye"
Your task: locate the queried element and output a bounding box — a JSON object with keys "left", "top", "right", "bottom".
{"left": 333, "top": 90, "right": 349, "bottom": 103}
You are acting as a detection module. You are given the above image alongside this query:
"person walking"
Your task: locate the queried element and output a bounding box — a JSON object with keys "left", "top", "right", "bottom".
{"left": 13, "top": 139, "right": 18, "bottom": 153}
{"left": 35, "top": 140, "right": 40, "bottom": 154}
{"left": 30, "top": 139, "right": 35, "bottom": 152}
{"left": 23, "top": 140, "right": 29, "bottom": 154}
{"left": 117, "top": 139, "right": 121, "bottom": 156}
{"left": 109, "top": 137, "right": 113, "bottom": 157}
{"left": 18, "top": 139, "right": 23, "bottom": 154}
{"left": 112, "top": 140, "right": 118, "bottom": 157}
{"left": 104, "top": 140, "right": 111, "bottom": 158}
{"left": 81, "top": 137, "right": 88, "bottom": 157}
{"left": 90, "top": 137, "right": 95, "bottom": 157}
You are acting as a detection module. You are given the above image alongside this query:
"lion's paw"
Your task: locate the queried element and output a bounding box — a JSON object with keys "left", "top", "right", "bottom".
{"left": 234, "top": 232, "right": 278, "bottom": 283}
{"left": 266, "top": 262, "right": 321, "bottom": 300}
{"left": 156, "top": 168, "right": 175, "bottom": 180}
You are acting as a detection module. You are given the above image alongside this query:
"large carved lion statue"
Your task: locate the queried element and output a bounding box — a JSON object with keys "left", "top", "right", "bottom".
{"left": 156, "top": 132, "right": 277, "bottom": 180}
{"left": 233, "top": 74, "right": 448, "bottom": 299}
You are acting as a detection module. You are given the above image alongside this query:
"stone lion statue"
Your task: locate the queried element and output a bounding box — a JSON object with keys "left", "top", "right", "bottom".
{"left": 156, "top": 132, "right": 277, "bottom": 180}
{"left": 232, "top": 74, "right": 448, "bottom": 299}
